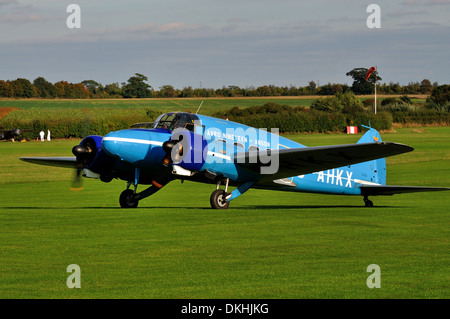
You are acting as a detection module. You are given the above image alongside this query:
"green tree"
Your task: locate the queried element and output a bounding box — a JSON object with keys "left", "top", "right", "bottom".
{"left": 11, "top": 78, "right": 36, "bottom": 98}
{"left": 310, "top": 96, "right": 343, "bottom": 113}
{"left": 0, "top": 80, "right": 13, "bottom": 97}
{"left": 310, "top": 91, "right": 363, "bottom": 113}
{"left": 405, "top": 81, "right": 420, "bottom": 94}
{"left": 307, "top": 81, "right": 317, "bottom": 94}
{"left": 339, "top": 92, "right": 364, "bottom": 114}
{"left": 54, "top": 81, "right": 69, "bottom": 97}
{"left": 426, "top": 84, "right": 450, "bottom": 106}
{"left": 420, "top": 79, "right": 432, "bottom": 94}
{"left": 317, "top": 83, "right": 343, "bottom": 95}
{"left": 104, "top": 83, "right": 122, "bottom": 97}
{"left": 159, "top": 85, "right": 177, "bottom": 98}
{"left": 346, "top": 68, "right": 381, "bottom": 95}
{"left": 256, "top": 85, "right": 271, "bottom": 96}
{"left": 180, "top": 86, "right": 194, "bottom": 97}
{"left": 33, "top": 77, "right": 56, "bottom": 98}
{"left": 70, "top": 83, "right": 91, "bottom": 99}
{"left": 122, "top": 73, "right": 152, "bottom": 98}
{"left": 81, "top": 80, "right": 101, "bottom": 96}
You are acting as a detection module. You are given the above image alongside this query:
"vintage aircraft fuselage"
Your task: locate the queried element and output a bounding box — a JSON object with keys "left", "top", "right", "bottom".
{"left": 98, "top": 112, "right": 385, "bottom": 196}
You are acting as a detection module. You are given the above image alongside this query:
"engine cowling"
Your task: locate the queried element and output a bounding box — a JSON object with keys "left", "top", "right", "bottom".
{"left": 168, "top": 129, "right": 208, "bottom": 172}
{"left": 74, "top": 135, "right": 115, "bottom": 174}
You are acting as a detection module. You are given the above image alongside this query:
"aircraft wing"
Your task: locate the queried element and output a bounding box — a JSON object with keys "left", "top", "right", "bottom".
{"left": 20, "top": 157, "right": 78, "bottom": 169}
{"left": 235, "top": 142, "right": 414, "bottom": 181}
{"left": 360, "top": 185, "right": 450, "bottom": 196}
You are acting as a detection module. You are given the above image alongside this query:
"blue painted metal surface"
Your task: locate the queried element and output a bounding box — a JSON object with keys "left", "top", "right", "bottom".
{"left": 98, "top": 112, "right": 389, "bottom": 198}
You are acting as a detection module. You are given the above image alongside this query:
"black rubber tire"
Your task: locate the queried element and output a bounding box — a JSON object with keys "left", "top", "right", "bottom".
{"left": 119, "top": 189, "right": 139, "bottom": 208}
{"left": 210, "top": 189, "right": 230, "bottom": 209}
{"left": 365, "top": 199, "right": 374, "bottom": 207}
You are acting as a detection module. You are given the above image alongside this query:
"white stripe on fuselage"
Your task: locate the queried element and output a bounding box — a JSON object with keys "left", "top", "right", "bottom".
{"left": 104, "top": 137, "right": 233, "bottom": 161}
{"left": 103, "top": 137, "right": 164, "bottom": 146}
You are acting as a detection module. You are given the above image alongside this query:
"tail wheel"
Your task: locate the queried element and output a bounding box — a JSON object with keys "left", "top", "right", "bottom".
{"left": 210, "top": 189, "right": 229, "bottom": 209}
{"left": 120, "top": 189, "right": 139, "bottom": 208}
{"left": 364, "top": 196, "right": 374, "bottom": 207}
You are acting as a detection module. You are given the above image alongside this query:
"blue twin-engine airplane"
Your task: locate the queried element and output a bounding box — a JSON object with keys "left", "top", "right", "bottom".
{"left": 20, "top": 112, "right": 449, "bottom": 209}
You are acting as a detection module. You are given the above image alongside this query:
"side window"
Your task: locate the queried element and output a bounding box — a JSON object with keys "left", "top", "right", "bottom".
{"left": 233, "top": 142, "right": 245, "bottom": 150}
{"left": 152, "top": 114, "right": 164, "bottom": 128}
{"left": 248, "top": 145, "right": 260, "bottom": 152}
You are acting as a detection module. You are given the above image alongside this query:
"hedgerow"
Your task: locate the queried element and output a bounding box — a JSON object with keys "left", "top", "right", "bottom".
{"left": 0, "top": 108, "right": 160, "bottom": 139}
{"left": 216, "top": 103, "right": 392, "bottom": 133}
{"left": 1, "top": 101, "right": 448, "bottom": 139}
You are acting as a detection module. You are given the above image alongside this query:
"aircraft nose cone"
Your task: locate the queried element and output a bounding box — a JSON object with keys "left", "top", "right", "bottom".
{"left": 102, "top": 131, "right": 122, "bottom": 158}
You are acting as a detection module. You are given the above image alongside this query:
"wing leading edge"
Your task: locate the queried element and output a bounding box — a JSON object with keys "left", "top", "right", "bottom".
{"left": 236, "top": 141, "right": 414, "bottom": 181}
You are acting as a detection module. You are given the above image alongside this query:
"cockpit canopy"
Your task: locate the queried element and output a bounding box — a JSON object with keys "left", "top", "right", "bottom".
{"left": 152, "top": 112, "right": 200, "bottom": 132}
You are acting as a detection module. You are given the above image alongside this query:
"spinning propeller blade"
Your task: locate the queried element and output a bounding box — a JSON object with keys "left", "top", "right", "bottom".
{"left": 69, "top": 144, "right": 92, "bottom": 191}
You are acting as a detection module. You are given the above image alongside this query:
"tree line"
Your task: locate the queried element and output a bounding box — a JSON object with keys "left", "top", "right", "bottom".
{"left": 0, "top": 69, "right": 444, "bottom": 99}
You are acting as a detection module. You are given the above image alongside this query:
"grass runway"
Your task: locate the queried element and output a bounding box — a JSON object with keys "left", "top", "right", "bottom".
{"left": 0, "top": 128, "right": 449, "bottom": 298}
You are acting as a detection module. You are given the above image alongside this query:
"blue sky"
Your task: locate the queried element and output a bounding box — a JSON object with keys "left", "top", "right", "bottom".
{"left": 1, "top": 0, "right": 449, "bottom": 89}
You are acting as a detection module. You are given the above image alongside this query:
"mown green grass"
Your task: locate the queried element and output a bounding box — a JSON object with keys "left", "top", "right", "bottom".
{"left": 0, "top": 127, "right": 448, "bottom": 298}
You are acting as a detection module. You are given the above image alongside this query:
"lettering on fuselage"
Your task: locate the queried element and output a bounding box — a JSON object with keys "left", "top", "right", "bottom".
{"left": 312, "top": 169, "right": 353, "bottom": 188}
{"left": 204, "top": 126, "right": 279, "bottom": 174}
{"left": 205, "top": 128, "right": 271, "bottom": 149}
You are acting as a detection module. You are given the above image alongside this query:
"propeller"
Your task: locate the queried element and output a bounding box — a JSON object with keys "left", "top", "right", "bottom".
{"left": 70, "top": 144, "right": 93, "bottom": 191}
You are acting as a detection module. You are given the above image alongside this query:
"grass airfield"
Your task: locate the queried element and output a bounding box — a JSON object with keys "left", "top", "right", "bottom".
{"left": 0, "top": 127, "right": 449, "bottom": 298}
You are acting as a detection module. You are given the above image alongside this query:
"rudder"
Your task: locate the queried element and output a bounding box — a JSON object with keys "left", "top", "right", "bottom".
{"left": 355, "top": 126, "right": 387, "bottom": 185}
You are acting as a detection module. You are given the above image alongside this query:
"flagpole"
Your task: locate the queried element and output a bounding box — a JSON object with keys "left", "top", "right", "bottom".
{"left": 374, "top": 66, "right": 377, "bottom": 115}
{"left": 364, "top": 66, "right": 377, "bottom": 114}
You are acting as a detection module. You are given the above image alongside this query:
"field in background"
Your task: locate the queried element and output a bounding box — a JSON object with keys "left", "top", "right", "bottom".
{"left": 0, "top": 97, "right": 316, "bottom": 115}
{"left": 0, "top": 127, "right": 448, "bottom": 298}
{"left": 0, "top": 95, "right": 426, "bottom": 114}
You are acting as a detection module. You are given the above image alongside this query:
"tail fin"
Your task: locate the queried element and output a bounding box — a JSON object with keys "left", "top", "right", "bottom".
{"left": 356, "top": 126, "right": 386, "bottom": 185}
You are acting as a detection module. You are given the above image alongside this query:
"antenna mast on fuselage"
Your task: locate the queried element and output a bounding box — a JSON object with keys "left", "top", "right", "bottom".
{"left": 195, "top": 101, "right": 204, "bottom": 114}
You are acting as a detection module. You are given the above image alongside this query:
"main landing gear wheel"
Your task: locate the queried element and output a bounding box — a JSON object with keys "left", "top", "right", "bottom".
{"left": 210, "top": 189, "right": 229, "bottom": 210}
{"left": 120, "top": 189, "right": 139, "bottom": 208}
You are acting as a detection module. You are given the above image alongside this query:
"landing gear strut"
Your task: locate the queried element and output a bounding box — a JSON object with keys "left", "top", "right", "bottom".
{"left": 209, "top": 179, "right": 256, "bottom": 209}
{"left": 363, "top": 196, "right": 374, "bottom": 207}
{"left": 119, "top": 167, "right": 168, "bottom": 208}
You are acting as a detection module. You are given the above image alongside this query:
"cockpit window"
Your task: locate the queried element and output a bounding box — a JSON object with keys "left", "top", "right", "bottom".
{"left": 155, "top": 113, "right": 177, "bottom": 130}
{"left": 153, "top": 112, "right": 200, "bottom": 132}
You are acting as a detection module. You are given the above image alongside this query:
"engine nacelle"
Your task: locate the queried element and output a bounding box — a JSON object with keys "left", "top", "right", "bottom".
{"left": 78, "top": 135, "right": 115, "bottom": 174}
{"left": 169, "top": 129, "right": 208, "bottom": 172}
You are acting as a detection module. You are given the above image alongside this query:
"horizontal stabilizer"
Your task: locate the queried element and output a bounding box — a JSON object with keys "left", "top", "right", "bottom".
{"left": 237, "top": 142, "right": 414, "bottom": 181}
{"left": 360, "top": 185, "right": 450, "bottom": 196}
{"left": 20, "top": 157, "right": 77, "bottom": 169}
